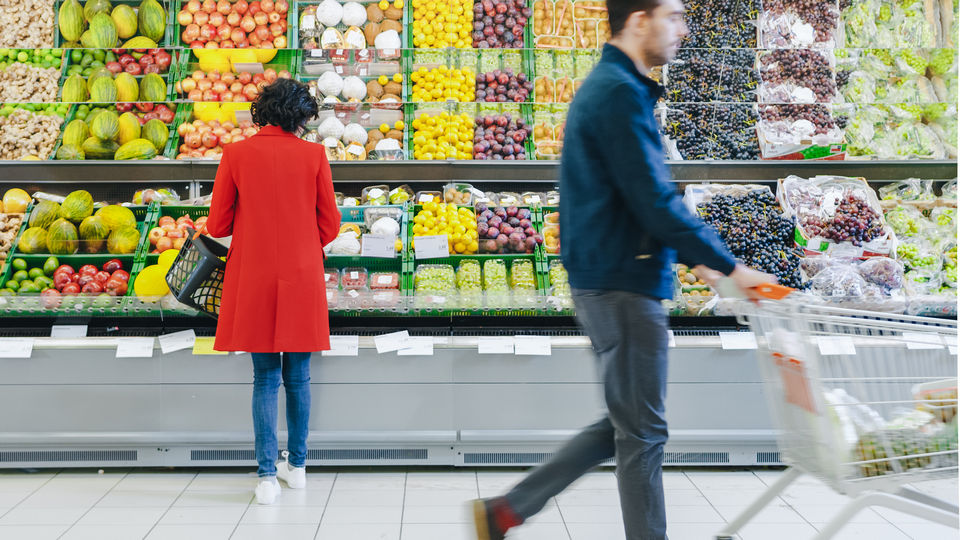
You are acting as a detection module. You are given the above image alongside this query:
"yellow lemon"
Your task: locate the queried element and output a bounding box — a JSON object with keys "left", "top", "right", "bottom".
{"left": 158, "top": 249, "right": 179, "bottom": 270}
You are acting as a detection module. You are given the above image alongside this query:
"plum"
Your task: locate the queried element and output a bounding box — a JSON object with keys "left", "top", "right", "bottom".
{"left": 518, "top": 218, "right": 531, "bottom": 229}
{"left": 509, "top": 236, "right": 525, "bottom": 252}
{"left": 506, "top": 206, "right": 519, "bottom": 217}
{"left": 507, "top": 217, "right": 520, "bottom": 227}
{"left": 481, "top": 239, "right": 498, "bottom": 253}
{"left": 487, "top": 227, "right": 500, "bottom": 238}
{"left": 496, "top": 234, "right": 509, "bottom": 246}
{"left": 518, "top": 208, "right": 531, "bottom": 220}
{"left": 478, "top": 222, "right": 489, "bottom": 236}
{"left": 488, "top": 216, "right": 502, "bottom": 228}
{"left": 500, "top": 224, "right": 514, "bottom": 235}
{"left": 525, "top": 236, "right": 538, "bottom": 250}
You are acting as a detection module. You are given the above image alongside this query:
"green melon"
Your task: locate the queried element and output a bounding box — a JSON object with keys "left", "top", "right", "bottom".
{"left": 61, "top": 190, "right": 95, "bottom": 222}
{"left": 79, "top": 215, "right": 110, "bottom": 253}
{"left": 90, "top": 110, "right": 119, "bottom": 140}
{"left": 28, "top": 200, "right": 61, "bottom": 229}
{"left": 141, "top": 119, "right": 169, "bottom": 152}
{"left": 115, "top": 138, "right": 158, "bottom": 160}
{"left": 86, "top": 12, "right": 118, "bottom": 48}
{"left": 137, "top": 0, "right": 166, "bottom": 43}
{"left": 107, "top": 226, "right": 140, "bottom": 254}
{"left": 61, "top": 73, "right": 88, "bottom": 102}
{"left": 95, "top": 204, "right": 137, "bottom": 231}
{"left": 81, "top": 136, "right": 119, "bottom": 159}
{"left": 139, "top": 73, "right": 167, "bottom": 102}
{"left": 62, "top": 119, "right": 90, "bottom": 148}
{"left": 56, "top": 143, "right": 86, "bottom": 161}
{"left": 47, "top": 218, "right": 80, "bottom": 255}
{"left": 111, "top": 4, "right": 137, "bottom": 39}
{"left": 83, "top": 0, "right": 112, "bottom": 21}
{"left": 59, "top": 0, "right": 85, "bottom": 42}
{"left": 17, "top": 227, "right": 48, "bottom": 254}
{"left": 89, "top": 76, "right": 118, "bottom": 103}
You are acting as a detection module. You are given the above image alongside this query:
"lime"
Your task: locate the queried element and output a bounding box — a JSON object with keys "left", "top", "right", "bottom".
{"left": 4, "top": 281, "right": 18, "bottom": 291}
{"left": 43, "top": 256, "right": 59, "bottom": 276}
{"left": 18, "top": 282, "right": 38, "bottom": 294}
{"left": 12, "top": 270, "right": 28, "bottom": 282}
{"left": 28, "top": 268, "right": 44, "bottom": 280}
{"left": 11, "top": 258, "right": 26, "bottom": 272}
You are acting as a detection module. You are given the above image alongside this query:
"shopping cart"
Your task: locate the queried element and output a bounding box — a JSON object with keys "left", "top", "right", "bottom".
{"left": 716, "top": 297, "right": 959, "bottom": 540}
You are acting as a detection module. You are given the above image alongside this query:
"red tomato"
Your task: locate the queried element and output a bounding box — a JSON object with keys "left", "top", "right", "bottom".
{"left": 105, "top": 279, "right": 128, "bottom": 297}
{"left": 79, "top": 265, "right": 98, "bottom": 276}
{"left": 94, "top": 271, "right": 112, "bottom": 284}
{"left": 110, "top": 270, "right": 130, "bottom": 283}
{"left": 103, "top": 259, "right": 123, "bottom": 273}
{"left": 54, "top": 264, "right": 75, "bottom": 277}
{"left": 81, "top": 281, "right": 104, "bottom": 294}
{"left": 53, "top": 273, "right": 73, "bottom": 290}
{"left": 61, "top": 283, "right": 81, "bottom": 295}
{"left": 41, "top": 289, "right": 62, "bottom": 310}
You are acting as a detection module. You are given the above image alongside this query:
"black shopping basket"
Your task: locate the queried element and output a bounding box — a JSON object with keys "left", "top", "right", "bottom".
{"left": 165, "top": 229, "right": 228, "bottom": 319}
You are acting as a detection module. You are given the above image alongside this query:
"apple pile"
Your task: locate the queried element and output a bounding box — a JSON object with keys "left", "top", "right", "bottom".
{"left": 175, "top": 118, "right": 259, "bottom": 159}
{"left": 149, "top": 214, "right": 209, "bottom": 254}
{"left": 473, "top": 114, "right": 529, "bottom": 160}
{"left": 177, "top": 68, "right": 291, "bottom": 102}
{"left": 114, "top": 103, "right": 176, "bottom": 124}
{"left": 50, "top": 259, "right": 130, "bottom": 301}
{"left": 105, "top": 49, "right": 173, "bottom": 76}
{"left": 177, "top": 0, "right": 291, "bottom": 49}
{"left": 476, "top": 204, "right": 542, "bottom": 254}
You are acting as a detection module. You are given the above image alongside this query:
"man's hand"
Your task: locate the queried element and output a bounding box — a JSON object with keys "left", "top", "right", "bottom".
{"left": 729, "top": 264, "right": 778, "bottom": 301}
{"left": 692, "top": 265, "right": 724, "bottom": 287}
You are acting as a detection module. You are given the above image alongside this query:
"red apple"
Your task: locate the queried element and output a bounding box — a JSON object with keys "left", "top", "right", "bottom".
{"left": 144, "top": 64, "right": 162, "bottom": 74}
{"left": 238, "top": 71, "right": 252, "bottom": 84}
{"left": 200, "top": 23, "right": 217, "bottom": 41}
{"left": 267, "top": 10, "right": 281, "bottom": 23}
{"left": 230, "top": 27, "right": 246, "bottom": 43}
{"left": 252, "top": 72, "right": 265, "bottom": 84}
{"left": 229, "top": 81, "right": 243, "bottom": 93}
{"left": 105, "top": 61, "right": 123, "bottom": 74}
{"left": 202, "top": 132, "right": 220, "bottom": 148}
{"left": 212, "top": 80, "right": 228, "bottom": 93}
{"left": 197, "top": 78, "right": 212, "bottom": 91}
{"left": 261, "top": 0, "right": 274, "bottom": 12}
{"left": 269, "top": 21, "right": 283, "bottom": 35}
{"left": 202, "top": 89, "right": 220, "bottom": 101}
{"left": 253, "top": 11, "right": 269, "bottom": 26}
{"left": 263, "top": 67, "right": 277, "bottom": 82}
{"left": 240, "top": 14, "right": 256, "bottom": 32}
{"left": 235, "top": 0, "right": 249, "bottom": 14}
{"left": 217, "top": 23, "right": 232, "bottom": 41}
{"left": 275, "top": 0, "right": 288, "bottom": 13}
{"left": 254, "top": 24, "right": 270, "bottom": 41}
{"left": 124, "top": 62, "right": 143, "bottom": 75}
{"left": 154, "top": 50, "right": 172, "bottom": 71}
{"left": 242, "top": 83, "right": 259, "bottom": 100}
{"left": 186, "top": 88, "right": 202, "bottom": 101}
{"left": 249, "top": 1, "right": 262, "bottom": 15}
{"left": 201, "top": 0, "right": 216, "bottom": 13}
{"left": 273, "top": 35, "right": 287, "bottom": 48}
{"left": 204, "top": 40, "right": 220, "bottom": 48}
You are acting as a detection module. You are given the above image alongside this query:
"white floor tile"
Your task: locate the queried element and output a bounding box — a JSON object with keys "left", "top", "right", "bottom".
{"left": 0, "top": 506, "right": 88, "bottom": 525}
{"left": 667, "top": 523, "right": 737, "bottom": 540}
{"left": 405, "top": 472, "right": 477, "bottom": 490}
{"left": 326, "top": 489, "right": 404, "bottom": 507}
{"left": 18, "top": 491, "right": 111, "bottom": 509}
{"left": 113, "top": 473, "right": 196, "bottom": 492}
{"left": 0, "top": 525, "right": 69, "bottom": 540}
{"left": 404, "top": 489, "right": 479, "bottom": 506}
{"left": 171, "top": 490, "right": 254, "bottom": 507}
{"left": 75, "top": 506, "right": 168, "bottom": 526}
{"left": 240, "top": 505, "right": 323, "bottom": 524}
{"left": 791, "top": 504, "right": 887, "bottom": 524}
{"left": 567, "top": 523, "right": 625, "bottom": 540}
{"left": 476, "top": 472, "right": 527, "bottom": 492}
{"left": 321, "top": 505, "right": 402, "bottom": 524}
{"left": 559, "top": 505, "right": 623, "bottom": 523}
{"left": 185, "top": 474, "right": 258, "bottom": 492}
{"left": 664, "top": 489, "right": 712, "bottom": 507}
{"left": 145, "top": 524, "right": 236, "bottom": 540}
{"left": 556, "top": 489, "right": 620, "bottom": 506}
{"left": 157, "top": 506, "right": 247, "bottom": 525}
{"left": 567, "top": 472, "right": 618, "bottom": 490}
{"left": 686, "top": 470, "right": 768, "bottom": 491}
{"left": 780, "top": 485, "right": 854, "bottom": 506}
{"left": 0, "top": 476, "right": 55, "bottom": 493}
{"left": 401, "top": 504, "right": 473, "bottom": 524}
{"left": 810, "top": 522, "right": 912, "bottom": 539}
{"left": 895, "top": 521, "right": 960, "bottom": 539}
{"left": 507, "top": 522, "right": 571, "bottom": 540}
{"left": 230, "top": 523, "right": 319, "bottom": 540}
{"left": 400, "top": 523, "right": 475, "bottom": 540}
{"left": 95, "top": 489, "right": 183, "bottom": 507}
{"left": 270, "top": 487, "right": 333, "bottom": 507}
{"left": 315, "top": 522, "right": 400, "bottom": 540}
{"left": 666, "top": 505, "right": 726, "bottom": 524}
{"left": 872, "top": 507, "right": 939, "bottom": 525}
{"left": 700, "top": 488, "right": 780, "bottom": 507}
{"left": 713, "top": 504, "right": 807, "bottom": 524}
{"left": 662, "top": 472, "right": 696, "bottom": 490}
{"left": 334, "top": 472, "right": 406, "bottom": 491}
{"left": 740, "top": 522, "right": 819, "bottom": 540}
{"left": 60, "top": 524, "right": 155, "bottom": 540}
{"left": 0, "top": 492, "right": 32, "bottom": 506}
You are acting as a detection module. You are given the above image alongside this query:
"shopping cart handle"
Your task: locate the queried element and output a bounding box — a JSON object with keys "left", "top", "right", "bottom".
{"left": 752, "top": 283, "right": 794, "bottom": 300}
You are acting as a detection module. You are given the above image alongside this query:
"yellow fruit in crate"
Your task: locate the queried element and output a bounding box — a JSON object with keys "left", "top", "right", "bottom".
{"left": 20, "top": 155, "right": 41, "bottom": 161}
{"left": 134, "top": 264, "right": 170, "bottom": 300}
{"left": 158, "top": 249, "right": 179, "bottom": 270}
{"left": 395, "top": 238, "right": 403, "bottom": 252}
{"left": 195, "top": 50, "right": 232, "bottom": 74}
{"left": 193, "top": 103, "right": 220, "bottom": 123}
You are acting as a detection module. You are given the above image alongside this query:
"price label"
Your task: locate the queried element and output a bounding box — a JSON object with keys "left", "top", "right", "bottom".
{"left": 667, "top": 330, "right": 676, "bottom": 348}
{"left": 377, "top": 275, "right": 393, "bottom": 285}
{"left": 514, "top": 336, "right": 551, "bottom": 356}
{"left": 478, "top": 336, "right": 514, "bottom": 354}
{"left": 347, "top": 290, "right": 360, "bottom": 298}
{"left": 348, "top": 145, "right": 363, "bottom": 156}
{"left": 529, "top": 196, "right": 541, "bottom": 204}
{"left": 322, "top": 335, "right": 360, "bottom": 357}
{"left": 158, "top": 330, "right": 196, "bottom": 354}
{"left": 375, "top": 330, "right": 409, "bottom": 353}
{"left": 419, "top": 194, "right": 435, "bottom": 203}
{"left": 116, "top": 337, "right": 155, "bottom": 358}
{"left": 193, "top": 337, "right": 227, "bottom": 355}
{"left": 903, "top": 332, "right": 943, "bottom": 350}
{"left": 0, "top": 338, "right": 33, "bottom": 359}
{"left": 350, "top": 271, "right": 359, "bottom": 280}
{"left": 233, "top": 62, "right": 264, "bottom": 74}
{"left": 398, "top": 336, "right": 434, "bottom": 356}
{"left": 817, "top": 336, "right": 856, "bottom": 356}
{"left": 310, "top": 49, "right": 326, "bottom": 57}
{"left": 719, "top": 331, "right": 757, "bottom": 350}
{"left": 415, "top": 235, "right": 450, "bottom": 259}
{"left": 361, "top": 234, "right": 396, "bottom": 258}
{"left": 50, "top": 325, "right": 88, "bottom": 338}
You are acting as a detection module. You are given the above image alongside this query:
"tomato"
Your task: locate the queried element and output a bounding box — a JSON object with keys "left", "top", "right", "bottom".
{"left": 103, "top": 259, "right": 123, "bottom": 273}
{"left": 94, "top": 271, "right": 112, "bottom": 284}
{"left": 40, "top": 289, "right": 62, "bottom": 310}
{"left": 79, "top": 265, "right": 98, "bottom": 276}
{"left": 61, "top": 283, "right": 81, "bottom": 295}
{"left": 81, "top": 281, "right": 104, "bottom": 294}
{"left": 53, "top": 273, "right": 73, "bottom": 290}
{"left": 105, "top": 279, "right": 128, "bottom": 296}
{"left": 110, "top": 270, "right": 130, "bottom": 283}
{"left": 55, "top": 264, "right": 75, "bottom": 277}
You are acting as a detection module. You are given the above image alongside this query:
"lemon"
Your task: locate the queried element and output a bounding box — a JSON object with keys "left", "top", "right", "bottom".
{"left": 394, "top": 0, "right": 404, "bottom": 7}
{"left": 379, "top": 123, "right": 390, "bottom": 134}
{"left": 379, "top": 0, "right": 390, "bottom": 8}
{"left": 393, "top": 73, "right": 403, "bottom": 83}
{"left": 133, "top": 264, "right": 170, "bottom": 299}
{"left": 158, "top": 250, "right": 179, "bottom": 270}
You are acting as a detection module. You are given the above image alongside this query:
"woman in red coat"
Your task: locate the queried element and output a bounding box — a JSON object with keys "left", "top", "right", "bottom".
{"left": 206, "top": 79, "right": 341, "bottom": 505}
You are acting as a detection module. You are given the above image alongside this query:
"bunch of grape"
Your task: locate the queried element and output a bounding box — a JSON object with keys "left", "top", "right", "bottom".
{"left": 681, "top": 0, "right": 760, "bottom": 48}
{"left": 697, "top": 190, "right": 803, "bottom": 288}
{"left": 666, "top": 49, "right": 757, "bottom": 103}
{"left": 800, "top": 193, "right": 885, "bottom": 247}
{"left": 764, "top": 0, "right": 838, "bottom": 43}
{"left": 759, "top": 104, "right": 847, "bottom": 134}
{"left": 664, "top": 104, "right": 760, "bottom": 160}
{"left": 759, "top": 49, "right": 837, "bottom": 102}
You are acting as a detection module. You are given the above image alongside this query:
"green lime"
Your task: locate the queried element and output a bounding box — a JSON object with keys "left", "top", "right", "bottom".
{"left": 43, "top": 256, "right": 59, "bottom": 276}
{"left": 92, "top": 49, "right": 105, "bottom": 62}
{"left": 16, "top": 51, "right": 27, "bottom": 62}
{"left": 12, "top": 270, "right": 28, "bottom": 282}
{"left": 11, "top": 258, "right": 26, "bottom": 272}
{"left": 70, "top": 50, "right": 82, "bottom": 62}
{"left": 28, "top": 268, "right": 44, "bottom": 280}
{"left": 4, "top": 281, "right": 18, "bottom": 291}
{"left": 34, "top": 276, "right": 54, "bottom": 290}
{"left": 18, "top": 282, "right": 39, "bottom": 294}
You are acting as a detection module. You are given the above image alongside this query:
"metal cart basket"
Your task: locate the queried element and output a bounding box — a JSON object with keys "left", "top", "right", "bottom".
{"left": 717, "top": 301, "right": 959, "bottom": 540}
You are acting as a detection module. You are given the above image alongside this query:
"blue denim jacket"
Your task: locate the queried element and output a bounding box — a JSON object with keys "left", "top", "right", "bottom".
{"left": 559, "top": 44, "right": 737, "bottom": 299}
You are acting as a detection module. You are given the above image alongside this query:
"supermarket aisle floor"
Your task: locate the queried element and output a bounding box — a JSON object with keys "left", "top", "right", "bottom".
{"left": 0, "top": 467, "right": 956, "bottom": 540}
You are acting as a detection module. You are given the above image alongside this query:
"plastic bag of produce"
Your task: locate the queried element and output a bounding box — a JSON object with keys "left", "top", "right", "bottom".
{"left": 884, "top": 205, "right": 928, "bottom": 238}
{"left": 879, "top": 178, "right": 936, "bottom": 203}
{"left": 324, "top": 231, "right": 362, "bottom": 255}
{"left": 897, "top": 239, "right": 942, "bottom": 273}
{"left": 857, "top": 257, "right": 906, "bottom": 290}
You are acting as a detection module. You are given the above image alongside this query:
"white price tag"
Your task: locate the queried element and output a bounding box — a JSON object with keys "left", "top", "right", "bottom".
{"left": 361, "top": 234, "right": 397, "bottom": 258}
{"left": 419, "top": 194, "right": 435, "bottom": 203}
{"left": 667, "top": 330, "right": 676, "bottom": 348}
{"left": 322, "top": 335, "right": 360, "bottom": 357}
{"left": 116, "top": 337, "right": 155, "bottom": 358}
{"left": 234, "top": 110, "right": 253, "bottom": 124}
{"left": 719, "top": 331, "right": 757, "bottom": 350}
{"left": 347, "top": 289, "right": 360, "bottom": 298}
{"left": 478, "top": 336, "right": 515, "bottom": 354}
{"left": 529, "top": 195, "right": 541, "bottom": 203}
{"left": 158, "top": 330, "right": 197, "bottom": 354}
{"left": 377, "top": 275, "right": 393, "bottom": 285}
{"left": 398, "top": 336, "right": 434, "bottom": 356}
{"left": 514, "top": 336, "right": 551, "bottom": 356}
{"left": 348, "top": 145, "right": 363, "bottom": 156}
{"left": 817, "top": 336, "right": 856, "bottom": 356}
{"left": 350, "top": 271, "right": 359, "bottom": 280}
{"left": 415, "top": 235, "right": 450, "bottom": 259}
{"left": 50, "top": 325, "right": 88, "bottom": 338}
{"left": 375, "top": 330, "right": 409, "bottom": 353}
{"left": 903, "top": 332, "right": 943, "bottom": 350}
{"left": 0, "top": 338, "right": 33, "bottom": 358}
{"left": 234, "top": 62, "right": 264, "bottom": 74}
{"left": 310, "top": 49, "right": 325, "bottom": 57}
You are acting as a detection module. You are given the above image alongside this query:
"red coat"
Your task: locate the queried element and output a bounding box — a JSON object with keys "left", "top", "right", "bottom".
{"left": 206, "top": 125, "right": 341, "bottom": 353}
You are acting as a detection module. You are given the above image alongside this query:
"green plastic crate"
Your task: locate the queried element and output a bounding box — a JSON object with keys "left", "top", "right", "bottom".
{"left": 173, "top": 0, "right": 294, "bottom": 49}
{"left": 407, "top": 102, "right": 534, "bottom": 160}
{"left": 49, "top": 103, "right": 180, "bottom": 161}
{"left": 59, "top": 48, "right": 179, "bottom": 102}
{"left": 53, "top": 0, "right": 177, "bottom": 48}
{"left": 141, "top": 205, "right": 210, "bottom": 265}
{"left": 408, "top": 202, "right": 544, "bottom": 259}
{"left": 294, "top": 0, "right": 407, "bottom": 50}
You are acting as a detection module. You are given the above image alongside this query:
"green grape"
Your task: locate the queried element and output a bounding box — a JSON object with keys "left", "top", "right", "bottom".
{"left": 456, "top": 260, "right": 481, "bottom": 292}
{"left": 415, "top": 265, "right": 456, "bottom": 294}
{"left": 510, "top": 260, "right": 536, "bottom": 291}
{"left": 483, "top": 259, "right": 508, "bottom": 292}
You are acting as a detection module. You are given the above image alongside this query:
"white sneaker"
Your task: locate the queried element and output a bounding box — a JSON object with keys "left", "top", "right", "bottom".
{"left": 276, "top": 452, "right": 306, "bottom": 489}
{"left": 255, "top": 477, "right": 281, "bottom": 505}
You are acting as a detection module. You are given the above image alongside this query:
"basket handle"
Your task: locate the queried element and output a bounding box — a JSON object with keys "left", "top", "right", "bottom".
{"left": 192, "top": 224, "right": 208, "bottom": 241}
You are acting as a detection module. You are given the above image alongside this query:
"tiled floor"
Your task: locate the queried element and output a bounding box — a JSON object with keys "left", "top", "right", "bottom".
{"left": 0, "top": 467, "right": 955, "bottom": 540}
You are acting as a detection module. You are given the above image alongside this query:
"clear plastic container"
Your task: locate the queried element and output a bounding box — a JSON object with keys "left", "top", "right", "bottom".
{"left": 415, "top": 191, "right": 442, "bottom": 204}
{"left": 370, "top": 272, "right": 400, "bottom": 290}
{"left": 341, "top": 267, "right": 369, "bottom": 290}
{"left": 388, "top": 185, "right": 414, "bottom": 204}
{"left": 361, "top": 185, "right": 390, "bottom": 205}
{"left": 324, "top": 269, "right": 340, "bottom": 289}
{"left": 443, "top": 183, "right": 475, "bottom": 205}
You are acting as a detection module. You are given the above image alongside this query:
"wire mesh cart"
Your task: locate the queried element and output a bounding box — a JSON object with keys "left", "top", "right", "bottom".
{"left": 716, "top": 301, "right": 959, "bottom": 540}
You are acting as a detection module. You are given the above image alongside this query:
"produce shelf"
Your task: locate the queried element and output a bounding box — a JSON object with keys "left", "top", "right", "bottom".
{"left": 49, "top": 103, "right": 180, "bottom": 162}
{"left": 53, "top": 0, "right": 178, "bottom": 48}
{"left": 59, "top": 48, "right": 180, "bottom": 102}
{"left": 294, "top": 0, "right": 408, "bottom": 51}
{"left": 141, "top": 204, "right": 208, "bottom": 265}
{"left": 172, "top": 0, "right": 294, "bottom": 49}
{"left": 410, "top": 254, "right": 546, "bottom": 316}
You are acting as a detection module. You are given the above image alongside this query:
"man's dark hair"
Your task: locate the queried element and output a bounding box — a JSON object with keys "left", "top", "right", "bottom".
{"left": 607, "top": 0, "right": 661, "bottom": 36}
{"left": 251, "top": 78, "right": 318, "bottom": 134}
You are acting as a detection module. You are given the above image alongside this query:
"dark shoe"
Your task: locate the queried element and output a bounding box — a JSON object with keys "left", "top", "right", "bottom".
{"left": 472, "top": 497, "right": 521, "bottom": 540}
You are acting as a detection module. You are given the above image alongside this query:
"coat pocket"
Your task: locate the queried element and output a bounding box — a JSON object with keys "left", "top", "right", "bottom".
{"left": 274, "top": 278, "right": 323, "bottom": 349}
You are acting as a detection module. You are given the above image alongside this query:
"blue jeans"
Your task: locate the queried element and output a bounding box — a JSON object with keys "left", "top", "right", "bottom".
{"left": 505, "top": 289, "right": 669, "bottom": 540}
{"left": 251, "top": 352, "right": 312, "bottom": 477}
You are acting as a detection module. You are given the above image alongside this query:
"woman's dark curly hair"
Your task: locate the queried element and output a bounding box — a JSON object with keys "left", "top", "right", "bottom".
{"left": 251, "top": 78, "right": 318, "bottom": 133}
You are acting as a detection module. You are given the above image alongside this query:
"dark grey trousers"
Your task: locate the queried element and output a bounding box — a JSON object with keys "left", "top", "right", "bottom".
{"left": 504, "top": 289, "right": 670, "bottom": 540}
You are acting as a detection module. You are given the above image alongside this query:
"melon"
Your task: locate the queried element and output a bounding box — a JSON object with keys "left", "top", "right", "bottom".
{"left": 83, "top": 0, "right": 112, "bottom": 21}
{"left": 115, "top": 72, "right": 139, "bottom": 103}
{"left": 28, "top": 200, "right": 61, "bottom": 229}
{"left": 117, "top": 112, "right": 141, "bottom": 144}
{"left": 79, "top": 215, "right": 110, "bottom": 253}
{"left": 47, "top": 218, "right": 80, "bottom": 255}
{"left": 95, "top": 204, "right": 137, "bottom": 231}
{"left": 81, "top": 136, "right": 119, "bottom": 159}
{"left": 87, "top": 13, "right": 118, "bottom": 48}
{"left": 17, "top": 227, "right": 48, "bottom": 254}
{"left": 107, "top": 226, "right": 140, "bottom": 254}
{"left": 90, "top": 110, "right": 119, "bottom": 140}
{"left": 61, "top": 190, "right": 95, "bottom": 222}
{"left": 56, "top": 144, "right": 85, "bottom": 160}
{"left": 137, "top": 0, "right": 167, "bottom": 43}
{"left": 141, "top": 119, "right": 168, "bottom": 152}
{"left": 110, "top": 4, "right": 137, "bottom": 39}
{"left": 58, "top": 0, "right": 85, "bottom": 42}
{"left": 62, "top": 119, "right": 90, "bottom": 148}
